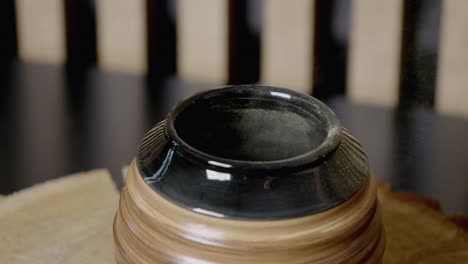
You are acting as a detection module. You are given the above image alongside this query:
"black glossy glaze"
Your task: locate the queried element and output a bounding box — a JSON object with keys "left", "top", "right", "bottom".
{"left": 137, "top": 85, "right": 369, "bottom": 219}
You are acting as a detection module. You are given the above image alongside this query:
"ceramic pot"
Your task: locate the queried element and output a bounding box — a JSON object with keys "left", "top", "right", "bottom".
{"left": 113, "top": 85, "right": 385, "bottom": 263}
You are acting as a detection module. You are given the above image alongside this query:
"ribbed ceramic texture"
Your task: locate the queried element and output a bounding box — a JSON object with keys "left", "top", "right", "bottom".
{"left": 114, "top": 161, "right": 385, "bottom": 263}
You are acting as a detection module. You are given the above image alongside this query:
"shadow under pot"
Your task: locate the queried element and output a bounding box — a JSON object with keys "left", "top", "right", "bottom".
{"left": 113, "top": 85, "right": 385, "bottom": 264}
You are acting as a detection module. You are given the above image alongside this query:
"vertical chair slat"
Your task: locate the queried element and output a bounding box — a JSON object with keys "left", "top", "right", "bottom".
{"left": 15, "top": 0, "right": 66, "bottom": 64}
{"left": 64, "top": 0, "right": 97, "bottom": 69}
{"left": 228, "top": 0, "right": 261, "bottom": 84}
{"left": 399, "top": 0, "right": 441, "bottom": 108}
{"left": 436, "top": 0, "right": 468, "bottom": 117}
{"left": 0, "top": 0, "right": 18, "bottom": 64}
{"left": 177, "top": 0, "right": 229, "bottom": 84}
{"left": 261, "top": 0, "right": 315, "bottom": 94}
{"left": 347, "top": 0, "right": 404, "bottom": 106}
{"left": 96, "top": 0, "right": 147, "bottom": 74}
{"left": 147, "top": 0, "right": 177, "bottom": 80}
{"left": 312, "top": 0, "right": 351, "bottom": 99}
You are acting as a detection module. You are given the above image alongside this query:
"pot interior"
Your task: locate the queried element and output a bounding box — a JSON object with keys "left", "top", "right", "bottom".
{"left": 174, "top": 94, "right": 328, "bottom": 162}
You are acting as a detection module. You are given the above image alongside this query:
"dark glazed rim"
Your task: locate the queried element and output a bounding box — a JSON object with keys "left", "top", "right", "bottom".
{"left": 165, "top": 85, "right": 343, "bottom": 171}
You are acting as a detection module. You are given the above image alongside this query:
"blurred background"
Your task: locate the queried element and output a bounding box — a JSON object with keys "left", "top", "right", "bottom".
{"left": 0, "top": 0, "right": 467, "bottom": 214}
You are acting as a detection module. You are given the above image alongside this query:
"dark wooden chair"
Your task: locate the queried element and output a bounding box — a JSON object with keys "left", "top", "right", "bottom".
{"left": 0, "top": 0, "right": 467, "bottom": 214}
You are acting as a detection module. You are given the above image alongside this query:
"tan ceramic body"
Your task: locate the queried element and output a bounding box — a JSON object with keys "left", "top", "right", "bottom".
{"left": 113, "top": 160, "right": 385, "bottom": 263}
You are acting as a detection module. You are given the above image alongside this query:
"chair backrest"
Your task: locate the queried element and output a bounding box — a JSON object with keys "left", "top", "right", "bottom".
{"left": 3, "top": 0, "right": 468, "bottom": 117}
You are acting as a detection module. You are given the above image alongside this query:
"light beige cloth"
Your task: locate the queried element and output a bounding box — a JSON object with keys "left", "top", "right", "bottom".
{"left": 0, "top": 170, "right": 119, "bottom": 264}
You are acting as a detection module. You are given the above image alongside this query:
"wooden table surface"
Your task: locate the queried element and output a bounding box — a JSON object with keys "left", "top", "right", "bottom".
{"left": 0, "top": 61, "right": 467, "bottom": 215}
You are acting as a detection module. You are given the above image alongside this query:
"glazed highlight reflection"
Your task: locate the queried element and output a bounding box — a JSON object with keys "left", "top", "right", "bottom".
{"left": 114, "top": 86, "right": 385, "bottom": 263}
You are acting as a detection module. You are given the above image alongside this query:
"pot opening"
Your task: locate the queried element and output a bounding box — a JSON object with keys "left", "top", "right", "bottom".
{"left": 172, "top": 88, "right": 331, "bottom": 162}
